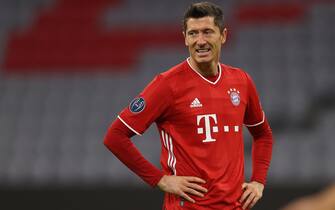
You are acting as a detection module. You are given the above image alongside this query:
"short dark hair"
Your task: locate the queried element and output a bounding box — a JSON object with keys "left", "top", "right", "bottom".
{"left": 183, "top": 2, "right": 224, "bottom": 33}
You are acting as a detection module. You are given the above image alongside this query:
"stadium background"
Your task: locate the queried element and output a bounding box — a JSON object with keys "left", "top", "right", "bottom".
{"left": 0, "top": 0, "right": 334, "bottom": 209}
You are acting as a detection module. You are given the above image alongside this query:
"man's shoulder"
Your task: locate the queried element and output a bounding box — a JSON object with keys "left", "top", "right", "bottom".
{"left": 147, "top": 60, "right": 188, "bottom": 92}
{"left": 221, "top": 63, "right": 250, "bottom": 80}
{"left": 159, "top": 60, "right": 188, "bottom": 80}
{"left": 221, "top": 63, "right": 244, "bottom": 73}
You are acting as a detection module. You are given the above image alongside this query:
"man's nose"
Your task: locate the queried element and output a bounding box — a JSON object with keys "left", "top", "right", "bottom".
{"left": 196, "top": 34, "right": 207, "bottom": 45}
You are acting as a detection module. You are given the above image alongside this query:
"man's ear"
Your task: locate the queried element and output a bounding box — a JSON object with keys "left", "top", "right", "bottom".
{"left": 183, "top": 31, "right": 189, "bottom": 46}
{"left": 221, "top": 28, "right": 227, "bottom": 44}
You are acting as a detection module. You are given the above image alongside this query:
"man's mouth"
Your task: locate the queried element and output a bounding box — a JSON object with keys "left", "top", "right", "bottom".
{"left": 196, "top": 48, "right": 210, "bottom": 53}
{"left": 195, "top": 48, "right": 211, "bottom": 57}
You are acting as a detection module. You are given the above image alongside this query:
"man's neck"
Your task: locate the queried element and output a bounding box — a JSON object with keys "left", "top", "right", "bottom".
{"left": 189, "top": 58, "right": 218, "bottom": 77}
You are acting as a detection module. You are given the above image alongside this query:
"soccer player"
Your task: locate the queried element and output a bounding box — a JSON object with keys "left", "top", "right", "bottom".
{"left": 104, "top": 2, "right": 273, "bottom": 210}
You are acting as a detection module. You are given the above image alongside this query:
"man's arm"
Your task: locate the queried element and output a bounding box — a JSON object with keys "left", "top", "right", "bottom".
{"left": 240, "top": 72, "right": 274, "bottom": 209}
{"left": 249, "top": 117, "right": 273, "bottom": 185}
{"left": 104, "top": 118, "right": 208, "bottom": 202}
{"left": 240, "top": 118, "right": 273, "bottom": 209}
{"left": 104, "top": 118, "right": 164, "bottom": 186}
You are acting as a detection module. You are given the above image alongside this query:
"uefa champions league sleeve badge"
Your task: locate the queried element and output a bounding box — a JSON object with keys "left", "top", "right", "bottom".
{"left": 129, "top": 97, "right": 146, "bottom": 113}
{"left": 227, "top": 88, "right": 240, "bottom": 106}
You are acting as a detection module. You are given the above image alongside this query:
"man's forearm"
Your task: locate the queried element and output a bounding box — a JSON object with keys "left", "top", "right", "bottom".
{"left": 104, "top": 119, "right": 164, "bottom": 187}
{"left": 248, "top": 118, "right": 273, "bottom": 185}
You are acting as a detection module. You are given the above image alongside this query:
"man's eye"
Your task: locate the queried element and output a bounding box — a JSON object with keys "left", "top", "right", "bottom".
{"left": 188, "top": 31, "right": 196, "bottom": 36}
{"left": 204, "top": 30, "right": 213, "bottom": 35}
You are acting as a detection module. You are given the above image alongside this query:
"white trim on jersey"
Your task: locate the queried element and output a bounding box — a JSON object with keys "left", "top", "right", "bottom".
{"left": 161, "top": 130, "right": 167, "bottom": 148}
{"left": 118, "top": 115, "right": 142, "bottom": 136}
{"left": 244, "top": 111, "right": 265, "bottom": 127}
{"left": 186, "top": 57, "right": 222, "bottom": 85}
{"left": 161, "top": 130, "right": 177, "bottom": 175}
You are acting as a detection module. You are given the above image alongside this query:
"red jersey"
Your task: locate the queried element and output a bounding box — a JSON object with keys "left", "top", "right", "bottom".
{"left": 118, "top": 59, "right": 266, "bottom": 210}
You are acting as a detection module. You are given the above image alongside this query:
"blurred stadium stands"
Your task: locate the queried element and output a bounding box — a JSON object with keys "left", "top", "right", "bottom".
{"left": 0, "top": 0, "right": 334, "bottom": 209}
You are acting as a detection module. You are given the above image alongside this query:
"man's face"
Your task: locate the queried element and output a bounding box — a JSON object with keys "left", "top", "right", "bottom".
{"left": 184, "top": 16, "right": 227, "bottom": 66}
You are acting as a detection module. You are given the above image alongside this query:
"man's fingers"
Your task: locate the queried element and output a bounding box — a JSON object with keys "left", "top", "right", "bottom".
{"left": 157, "top": 175, "right": 208, "bottom": 203}
{"left": 240, "top": 188, "right": 252, "bottom": 203}
{"left": 184, "top": 176, "right": 206, "bottom": 184}
{"left": 180, "top": 192, "right": 195, "bottom": 203}
{"left": 186, "top": 182, "right": 208, "bottom": 193}
{"left": 242, "top": 193, "right": 255, "bottom": 209}
{"left": 248, "top": 196, "right": 260, "bottom": 209}
{"left": 183, "top": 186, "right": 205, "bottom": 197}
{"left": 242, "top": 183, "right": 248, "bottom": 190}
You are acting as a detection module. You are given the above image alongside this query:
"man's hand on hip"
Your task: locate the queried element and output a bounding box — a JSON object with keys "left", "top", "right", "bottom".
{"left": 157, "top": 175, "right": 208, "bottom": 203}
{"left": 240, "top": 181, "right": 264, "bottom": 209}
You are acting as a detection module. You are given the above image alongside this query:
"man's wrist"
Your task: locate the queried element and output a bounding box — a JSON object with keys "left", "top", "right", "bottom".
{"left": 250, "top": 178, "right": 266, "bottom": 186}
{"left": 153, "top": 173, "right": 165, "bottom": 188}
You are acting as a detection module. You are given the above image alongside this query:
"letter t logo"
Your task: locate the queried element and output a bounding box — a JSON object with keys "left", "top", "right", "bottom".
{"left": 197, "top": 114, "right": 218, "bottom": 142}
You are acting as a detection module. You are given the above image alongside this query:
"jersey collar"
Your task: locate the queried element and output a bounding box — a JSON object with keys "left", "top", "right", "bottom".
{"left": 186, "top": 57, "right": 222, "bottom": 85}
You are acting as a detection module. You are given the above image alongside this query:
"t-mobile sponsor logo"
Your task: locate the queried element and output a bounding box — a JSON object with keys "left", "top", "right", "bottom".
{"left": 197, "top": 114, "right": 239, "bottom": 143}
{"left": 197, "top": 114, "right": 218, "bottom": 142}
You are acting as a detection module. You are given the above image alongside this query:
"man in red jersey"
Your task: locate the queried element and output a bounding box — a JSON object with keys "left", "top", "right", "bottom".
{"left": 104, "top": 2, "right": 273, "bottom": 210}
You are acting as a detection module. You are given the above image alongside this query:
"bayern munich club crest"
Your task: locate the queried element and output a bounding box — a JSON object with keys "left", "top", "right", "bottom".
{"left": 227, "top": 88, "right": 240, "bottom": 106}
{"left": 129, "top": 97, "right": 146, "bottom": 113}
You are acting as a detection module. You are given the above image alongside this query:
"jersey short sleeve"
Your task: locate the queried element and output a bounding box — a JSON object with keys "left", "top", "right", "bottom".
{"left": 118, "top": 74, "right": 172, "bottom": 135}
{"left": 243, "top": 72, "right": 265, "bottom": 127}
